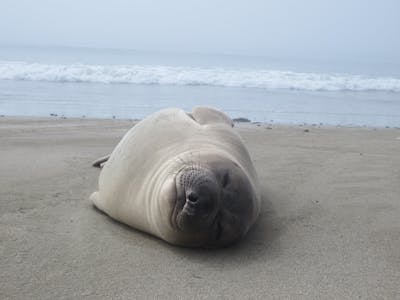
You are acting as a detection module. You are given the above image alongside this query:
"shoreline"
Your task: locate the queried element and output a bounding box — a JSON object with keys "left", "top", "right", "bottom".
{"left": 1, "top": 114, "right": 399, "bottom": 129}
{"left": 2, "top": 79, "right": 400, "bottom": 128}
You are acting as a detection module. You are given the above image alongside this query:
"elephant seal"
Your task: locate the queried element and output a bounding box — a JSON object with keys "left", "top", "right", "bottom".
{"left": 90, "top": 107, "right": 260, "bottom": 247}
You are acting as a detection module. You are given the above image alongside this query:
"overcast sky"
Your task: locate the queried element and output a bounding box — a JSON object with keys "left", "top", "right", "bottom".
{"left": 1, "top": 0, "right": 399, "bottom": 63}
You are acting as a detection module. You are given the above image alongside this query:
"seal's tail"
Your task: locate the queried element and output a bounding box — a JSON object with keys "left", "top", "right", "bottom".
{"left": 92, "top": 155, "right": 110, "bottom": 168}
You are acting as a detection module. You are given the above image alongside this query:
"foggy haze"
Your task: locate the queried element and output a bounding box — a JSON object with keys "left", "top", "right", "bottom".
{"left": 0, "top": 0, "right": 399, "bottom": 63}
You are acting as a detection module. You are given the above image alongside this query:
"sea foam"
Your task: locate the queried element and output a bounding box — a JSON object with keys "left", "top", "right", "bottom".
{"left": 1, "top": 61, "right": 400, "bottom": 92}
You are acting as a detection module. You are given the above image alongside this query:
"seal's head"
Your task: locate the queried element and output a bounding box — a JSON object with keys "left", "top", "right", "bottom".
{"left": 169, "top": 153, "right": 256, "bottom": 247}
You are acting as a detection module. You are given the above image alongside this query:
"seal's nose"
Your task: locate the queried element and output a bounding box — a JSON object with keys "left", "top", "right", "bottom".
{"left": 187, "top": 192, "right": 198, "bottom": 203}
{"left": 176, "top": 168, "right": 220, "bottom": 233}
{"left": 186, "top": 188, "right": 215, "bottom": 217}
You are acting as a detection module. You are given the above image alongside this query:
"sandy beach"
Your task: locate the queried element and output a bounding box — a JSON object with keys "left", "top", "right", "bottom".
{"left": 1, "top": 117, "right": 399, "bottom": 299}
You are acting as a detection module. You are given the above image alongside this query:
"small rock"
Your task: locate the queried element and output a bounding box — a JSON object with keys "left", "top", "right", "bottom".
{"left": 304, "top": 129, "right": 309, "bottom": 132}
{"left": 50, "top": 113, "right": 58, "bottom": 117}
{"left": 232, "top": 117, "right": 251, "bottom": 123}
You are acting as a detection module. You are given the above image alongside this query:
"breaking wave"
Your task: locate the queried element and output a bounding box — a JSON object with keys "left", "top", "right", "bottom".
{"left": 1, "top": 61, "right": 400, "bottom": 92}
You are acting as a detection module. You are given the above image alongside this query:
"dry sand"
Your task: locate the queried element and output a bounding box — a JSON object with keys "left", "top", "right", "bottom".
{"left": 1, "top": 117, "right": 399, "bottom": 299}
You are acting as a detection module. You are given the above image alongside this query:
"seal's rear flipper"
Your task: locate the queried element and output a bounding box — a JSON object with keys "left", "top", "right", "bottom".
{"left": 191, "top": 107, "right": 234, "bottom": 127}
{"left": 92, "top": 155, "right": 110, "bottom": 168}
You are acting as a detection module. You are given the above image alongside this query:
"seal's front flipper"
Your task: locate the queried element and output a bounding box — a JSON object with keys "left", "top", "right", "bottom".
{"left": 191, "top": 107, "right": 234, "bottom": 127}
{"left": 92, "top": 155, "right": 110, "bottom": 168}
{"left": 90, "top": 191, "right": 105, "bottom": 212}
{"left": 90, "top": 191, "right": 99, "bottom": 204}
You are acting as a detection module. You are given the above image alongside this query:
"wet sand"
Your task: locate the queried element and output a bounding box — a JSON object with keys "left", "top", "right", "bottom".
{"left": 1, "top": 117, "right": 399, "bottom": 299}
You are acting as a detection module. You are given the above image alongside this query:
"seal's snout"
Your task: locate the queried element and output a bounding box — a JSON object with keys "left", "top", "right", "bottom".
{"left": 184, "top": 187, "right": 215, "bottom": 217}
{"left": 176, "top": 167, "right": 220, "bottom": 232}
{"left": 187, "top": 192, "right": 198, "bottom": 203}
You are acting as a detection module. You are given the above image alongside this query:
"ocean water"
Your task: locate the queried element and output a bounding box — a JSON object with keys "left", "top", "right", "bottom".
{"left": 0, "top": 45, "right": 399, "bottom": 126}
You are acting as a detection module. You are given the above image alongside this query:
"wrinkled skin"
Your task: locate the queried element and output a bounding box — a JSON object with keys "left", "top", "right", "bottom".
{"left": 170, "top": 155, "right": 256, "bottom": 247}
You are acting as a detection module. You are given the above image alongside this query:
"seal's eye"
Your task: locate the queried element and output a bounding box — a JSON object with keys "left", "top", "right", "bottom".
{"left": 222, "top": 172, "right": 229, "bottom": 188}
